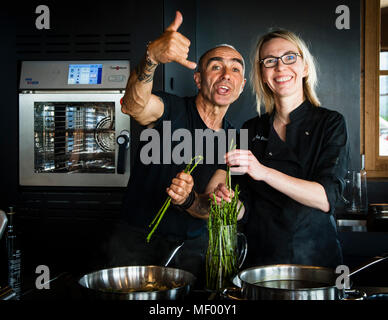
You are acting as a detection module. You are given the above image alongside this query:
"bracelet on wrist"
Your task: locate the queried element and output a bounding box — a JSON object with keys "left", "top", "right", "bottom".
{"left": 177, "top": 189, "right": 195, "bottom": 210}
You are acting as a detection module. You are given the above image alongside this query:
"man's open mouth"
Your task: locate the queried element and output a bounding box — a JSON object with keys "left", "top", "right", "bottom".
{"left": 216, "top": 85, "right": 231, "bottom": 94}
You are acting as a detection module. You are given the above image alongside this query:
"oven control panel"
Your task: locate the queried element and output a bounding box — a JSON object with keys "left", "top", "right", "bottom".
{"left": 19, "top": 60, "right": 130, "bottom": 90}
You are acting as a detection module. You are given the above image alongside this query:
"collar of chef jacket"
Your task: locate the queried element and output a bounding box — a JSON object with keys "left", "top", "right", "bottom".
{"left": 263, "top": 100, "right": 312, "bottom": 167}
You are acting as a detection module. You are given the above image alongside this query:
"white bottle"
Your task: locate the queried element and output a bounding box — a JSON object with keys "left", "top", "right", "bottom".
{"left": 359, "top": 155, "right": 368, "bottom": 213}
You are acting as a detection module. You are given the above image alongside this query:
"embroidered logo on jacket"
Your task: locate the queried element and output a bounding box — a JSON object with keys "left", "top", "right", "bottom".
{"left": 252, "top": 134, "right": 268, "bottom": 142}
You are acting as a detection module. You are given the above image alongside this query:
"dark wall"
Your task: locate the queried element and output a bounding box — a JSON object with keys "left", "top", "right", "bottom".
{"left": 163, "top": 0, "right": 197, "bottom": 97}
{"left": 0, "top": 0, "right": 165, "bottom": 211}
{"left": 1, "top": 0, "right": 381, "bottom": 211}
{"left": 0, "top": 0, "right": 199, "bottom": 212}
{"left": 0, "top": 0, "right": 175, "bottom": 281}
{"left": 196, "top": 0, "right": 361, "bottom": 170}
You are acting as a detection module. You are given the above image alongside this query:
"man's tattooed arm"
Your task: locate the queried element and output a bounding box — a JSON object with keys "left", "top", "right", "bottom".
{"left": 120, "top": 45, "right": 164, "bottom": 125}
{"left": 136, "top": 55, "right": 159, "bottom": 83}
{"left": 186, "top": 192, "right": 212, "bottom": 219}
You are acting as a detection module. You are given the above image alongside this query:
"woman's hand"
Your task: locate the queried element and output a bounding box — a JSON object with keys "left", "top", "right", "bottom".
{"left": 212, "top": 183, "right": 234, "bottom": 204}
{"left": 226, "top": 150, "right": 330, "bottom": 212}
{"left": 167, "top": 171, "right": 194, "bottom": 205}
{"left": 225, "top": 149, "right": 269, "bottom": 181}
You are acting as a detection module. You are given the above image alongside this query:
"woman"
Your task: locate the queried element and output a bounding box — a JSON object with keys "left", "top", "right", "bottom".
{"left": 216, "top": 29, "right": 349, "bottom": 268}
{"left": 168, "top": 29, "right": 349, "bottom": 269}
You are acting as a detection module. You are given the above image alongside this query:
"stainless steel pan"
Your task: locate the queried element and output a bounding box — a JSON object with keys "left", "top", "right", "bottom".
{"left": 228, "top": 254, "right": 388, "bottom": 300}
{"left": 78, "top": 265, "right": 196, "bottom": 300}
{"left": 78, "top": 242, "right": 196, "bottom": 300}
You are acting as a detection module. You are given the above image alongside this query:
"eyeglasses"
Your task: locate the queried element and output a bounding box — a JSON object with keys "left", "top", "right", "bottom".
{"left": 259, "top": 53, "right": 302, "bottom": 68}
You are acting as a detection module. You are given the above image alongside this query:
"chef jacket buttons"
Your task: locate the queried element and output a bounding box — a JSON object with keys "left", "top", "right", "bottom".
{"left": 268, "top": 152, "right": 273, "bottom": 156}
{"left": 305, "top": 131, "right": 310, "bottom": 136}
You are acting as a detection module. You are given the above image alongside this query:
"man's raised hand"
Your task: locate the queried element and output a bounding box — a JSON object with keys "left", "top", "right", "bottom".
{"left": 147, "top": 11, "right": 197, "bottom": 70}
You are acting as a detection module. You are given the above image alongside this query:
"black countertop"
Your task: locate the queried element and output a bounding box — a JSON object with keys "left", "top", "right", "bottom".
{"left": 9, "top": 271, "right": 224, "bottom": 301}
{"left": 1, "top": 209, "right": 387, "bottom": 306}
{"left": 10, "top": 271, "right": 388, "bottom": 301}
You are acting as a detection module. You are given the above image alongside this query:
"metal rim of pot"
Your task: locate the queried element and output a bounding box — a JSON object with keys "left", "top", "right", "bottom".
{"left": 80, "top": 266, "right": 195, "bottom": 295}
{"left": 224, "top": 254, "right": 388, "bottom": 300}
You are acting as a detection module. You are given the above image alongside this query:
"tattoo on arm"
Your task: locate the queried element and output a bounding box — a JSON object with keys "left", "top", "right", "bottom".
{"left": 190, "top": 193, "right": 211, "bottom": 217}
{"left": 136, "top": 56, "right": 158, "bottom": 83}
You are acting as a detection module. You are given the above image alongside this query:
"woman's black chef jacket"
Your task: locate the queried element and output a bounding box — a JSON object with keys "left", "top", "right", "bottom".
{"left": 237, "top": 100, "right": 349, "bottom": 269}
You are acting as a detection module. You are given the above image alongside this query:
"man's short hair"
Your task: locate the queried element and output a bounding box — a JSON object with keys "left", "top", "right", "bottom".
{"left": 196, "top": 44, "right": 245, "bottom": 76}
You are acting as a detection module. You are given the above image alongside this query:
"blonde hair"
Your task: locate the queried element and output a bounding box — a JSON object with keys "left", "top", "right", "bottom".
{"left": 250, "top": 29, "right": 321, "bottom": 114}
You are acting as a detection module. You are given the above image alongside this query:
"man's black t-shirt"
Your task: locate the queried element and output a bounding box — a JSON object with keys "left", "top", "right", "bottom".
{"left": 122, "top": 92, "right": 235, "bottom": 241}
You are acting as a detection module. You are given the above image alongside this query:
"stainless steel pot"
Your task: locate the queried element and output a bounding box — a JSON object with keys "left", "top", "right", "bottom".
{"left": 78, "top": 265, "right": 196, "bottom": 300}
{"left": 78, "top": 242, "right": 196, "bottom": 300}
{"left": 238, "top": 264, "right": 342, "bottom": 300}
{"left": 228, "top": 254, "right": 388, "bottom": 300}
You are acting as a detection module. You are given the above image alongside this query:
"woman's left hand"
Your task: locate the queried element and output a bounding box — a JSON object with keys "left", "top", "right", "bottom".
{"left": 225, "top": 149, "right": 269, "bottom": 181}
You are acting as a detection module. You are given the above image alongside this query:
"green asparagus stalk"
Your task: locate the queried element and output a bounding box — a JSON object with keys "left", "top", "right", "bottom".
{"left": 206, "top": 141, "right": 243, "bottom": 290}
{"left": 146, "top": 155, "right": 204, "bottom": 243}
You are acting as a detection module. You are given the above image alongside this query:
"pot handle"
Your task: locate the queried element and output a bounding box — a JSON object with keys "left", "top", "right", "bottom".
{"left": 164, "top": 242, "right": 185, "bottom": 267}
{"left": 349, "top": 253, "right": 388, "bottom": 278}
{"left": 237, "top": 232, "right": 248, "bottom": 269}
{"left": 342, "top": 289, "right": 367, "bottom": 300}
{"left": 222, "top": 287, "right": 246, "bottom": 301}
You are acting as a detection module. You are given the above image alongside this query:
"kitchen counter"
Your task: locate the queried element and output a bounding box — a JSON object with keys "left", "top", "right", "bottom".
{"left": 2, "top": 269, "right": 388, "bottom": 320}
{"left": 335, "top": 204, "right": 388, "bottom": 232}
{"left": 2, "top": 210, "right": 387, "bottom": 305}
{"left": 337, "top": 219, "right": 367, "bottom": 232}
{"left": 335, "top": 209, "right": 366, "bottom": 232}
{"left": 12, "top": 271, "right": 388, "bottom": 301}
{"left": 2, "top": 259, "right": 388, "bottom": 320}
{"left": 16, "top": 271, "right": 220, "bottom": 301}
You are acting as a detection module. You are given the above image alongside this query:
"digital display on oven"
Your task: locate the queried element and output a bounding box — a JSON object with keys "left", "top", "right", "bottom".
{"left": 68, "top": 64, "right": 103, "bottom": 85}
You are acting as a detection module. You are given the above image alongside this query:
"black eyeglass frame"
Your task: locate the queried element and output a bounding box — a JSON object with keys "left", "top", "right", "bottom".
{"left": 259, "top": 52, "right": 302, "bottom": 68}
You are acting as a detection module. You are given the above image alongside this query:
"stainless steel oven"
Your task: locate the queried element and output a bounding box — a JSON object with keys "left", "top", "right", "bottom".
{"left": 19, "top": 60, "right": 131, "bottom": 187}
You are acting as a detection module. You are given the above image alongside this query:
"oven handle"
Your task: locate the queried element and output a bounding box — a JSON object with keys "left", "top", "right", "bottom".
{"left": 117, "top": 130, "right": 130, "bottom": 174}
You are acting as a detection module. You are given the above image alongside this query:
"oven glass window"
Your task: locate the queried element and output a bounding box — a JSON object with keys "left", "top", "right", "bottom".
{"left": 34, "top": 102, "right": 115, "bottom": 173}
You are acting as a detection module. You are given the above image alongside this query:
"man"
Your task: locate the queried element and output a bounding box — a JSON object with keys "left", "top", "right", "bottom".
{"left": 106, "top": 11, "right": 246, "bottom": 281}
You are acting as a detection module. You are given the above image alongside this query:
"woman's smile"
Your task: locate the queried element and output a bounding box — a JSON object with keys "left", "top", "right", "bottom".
{"left": 260, "top": 37, "right": 307, "bottom": 102}
{"left": 274, "top": 75, "right": 293, "bottom": 83}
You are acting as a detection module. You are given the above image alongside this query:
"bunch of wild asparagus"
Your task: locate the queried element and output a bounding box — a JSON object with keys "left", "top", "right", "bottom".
{"left": 146, "top": 155, "right": 203, "bottom": 243}
{"left": 206, "top": 144, "right": 243, "bottom": 290}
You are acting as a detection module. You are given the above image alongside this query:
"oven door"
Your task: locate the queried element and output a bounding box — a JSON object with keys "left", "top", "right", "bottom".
{"left": 19, "top": 92, "right": 130, "bottom": 187}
